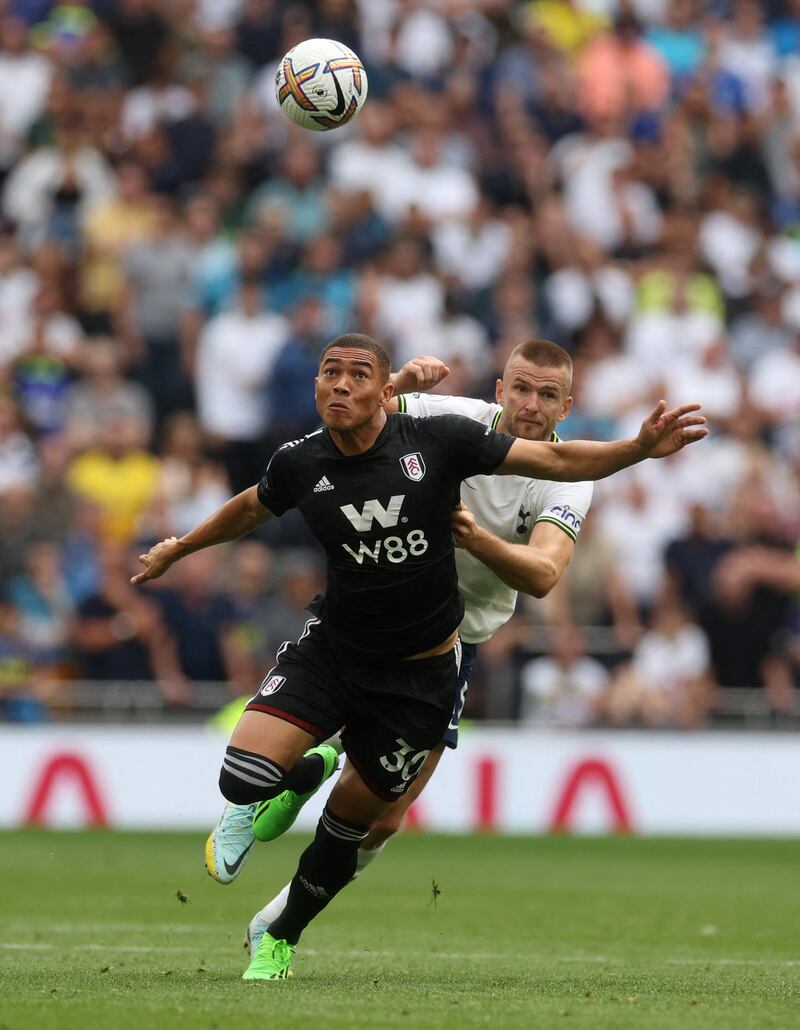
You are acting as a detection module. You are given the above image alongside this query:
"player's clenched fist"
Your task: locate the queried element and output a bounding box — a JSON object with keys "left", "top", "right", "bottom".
{"left": 390, "top": 355, "right": 450, "bottom": 396}
{"left": 130, "top": 536, "right": 183, "bottom": 585}
{"left": 451, "top": 502, "right": 479, "bottom": 548}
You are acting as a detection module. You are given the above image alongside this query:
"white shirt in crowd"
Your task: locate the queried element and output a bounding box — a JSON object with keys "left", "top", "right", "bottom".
{"left": 0, "top": 49, "right": 52, "bottom": 159}
{"left": 399, "top": 393, "right": 593, "bottom": 643}
{"left": 519, "top": 654, "right": 610, "bottom": 726}
{"left": 624, "top": 310, "right": 722, "bottom": 376}
{"left": 699, "top": 210, "right": 762, "bottom": 298}
{"left": 749, "top": 346, "right": 800, "bottom": 424}
{"left": 545, "top": 264, "right": 634, "bottom": 332}
{"left": 632, "top": 623, "right": 711, "bottom": 691}
{"left": 595, "top": 467, "right": 687, "bottom": 604}
{"left": 374, "top": 271, "right": 444, "bottom": 355}
{"left": 432, "top": 217, "right": 512, "bottom": 292}
{"left": 378, "top": 156, "right": 479, "bottom": 226}
{"left": 196, "top": 309, "right": 289, "bottom": 441}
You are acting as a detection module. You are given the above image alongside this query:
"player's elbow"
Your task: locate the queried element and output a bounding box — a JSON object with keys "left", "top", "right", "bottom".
{"left": 528, "top": 578, "right": 555, "bottom": 599}
{"left": 524, "top": 563, "right": 560, "bottom": 598}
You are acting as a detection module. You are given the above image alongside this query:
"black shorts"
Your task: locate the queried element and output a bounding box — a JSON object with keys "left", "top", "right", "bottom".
{"left": 246, "top": 616, "right": 460, "bottom": 801}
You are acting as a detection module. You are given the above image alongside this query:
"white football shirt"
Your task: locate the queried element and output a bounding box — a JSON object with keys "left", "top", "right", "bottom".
{"left": 398, "top": 393, "right": 593, "bottom": 643}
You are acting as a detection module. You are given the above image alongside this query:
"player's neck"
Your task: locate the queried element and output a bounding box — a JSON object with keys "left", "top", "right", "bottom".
{"left": 327, "top": 409, "right": 388, "bottom": 456}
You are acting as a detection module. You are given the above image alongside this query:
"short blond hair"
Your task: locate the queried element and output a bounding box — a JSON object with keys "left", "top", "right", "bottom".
{"left": 504, "top": 339, "right": 572, "bottom": 392}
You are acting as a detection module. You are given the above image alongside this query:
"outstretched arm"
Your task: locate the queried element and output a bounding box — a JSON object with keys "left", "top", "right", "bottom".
{"left": 131, "top": 486, "right": 272, "bottom": 585}
{"left": 497, "top": 401, "right": 707, "bottom": 482}
{"left": 385, "top": 355, "right": 450, "bottom": 413}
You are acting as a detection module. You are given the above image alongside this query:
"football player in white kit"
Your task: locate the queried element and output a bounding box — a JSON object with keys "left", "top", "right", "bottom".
{"left": 239, "top": 338, "right": 594, "bottom": 949}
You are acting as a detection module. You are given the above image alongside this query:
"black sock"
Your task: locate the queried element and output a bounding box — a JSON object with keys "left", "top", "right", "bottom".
{"left": 268, "top": 805, "right": 368, "bottom": 945}
{"left": 282, "top": 753, "right": 325, "bottom": 795}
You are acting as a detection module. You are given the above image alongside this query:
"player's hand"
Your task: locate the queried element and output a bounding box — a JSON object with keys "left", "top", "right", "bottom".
{"left": 636, "top": 401, "right": 708, "bottom": 459}
{"left": 130, "top": 537, "right": 183, "bottom": 585}
{"left": 451, "top": 501, "right": 479, "bottom": 548}
{"left": 391, "top": 355, "right": 450, "bottom": 395}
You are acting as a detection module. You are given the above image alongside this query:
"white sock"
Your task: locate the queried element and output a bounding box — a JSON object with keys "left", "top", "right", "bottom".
{"left": 354, "top": 842, "right": 385, "bottom": 878}
{"left": 256, "top": 882, "right": 291, "bottom": 925}
{"left": 255, "top": 842, "right": 387, "bottom": 925}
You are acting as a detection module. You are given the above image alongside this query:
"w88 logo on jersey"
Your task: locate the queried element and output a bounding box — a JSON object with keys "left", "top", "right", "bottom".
{"left": 342, "top": 530, "right": 428, "bottom": 565}
{"left": 339, "top": 493, "right": 428, "bottom": 564}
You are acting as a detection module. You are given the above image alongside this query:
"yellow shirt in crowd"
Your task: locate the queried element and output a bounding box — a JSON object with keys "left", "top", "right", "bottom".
{"left": 67, "top": 449, "right": 163, "bottom": 542}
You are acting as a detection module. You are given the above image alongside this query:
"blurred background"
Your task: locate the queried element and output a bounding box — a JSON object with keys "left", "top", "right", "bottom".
{"left": 1, "top": 0, "right": 800, "bottom": 753}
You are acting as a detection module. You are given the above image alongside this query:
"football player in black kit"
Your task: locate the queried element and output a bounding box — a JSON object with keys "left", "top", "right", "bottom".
{"left": 132, "top": 333, "right": 707, "bottom": 980}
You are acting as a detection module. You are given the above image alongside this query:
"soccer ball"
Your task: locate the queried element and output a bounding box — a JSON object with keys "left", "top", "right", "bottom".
{"left": 274, "top": 38, "right": 368, "bottom": 132}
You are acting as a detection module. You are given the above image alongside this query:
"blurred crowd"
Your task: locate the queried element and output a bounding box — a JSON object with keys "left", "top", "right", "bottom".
{"left": 2, "top": 0, "right": 800, "bottom": 727}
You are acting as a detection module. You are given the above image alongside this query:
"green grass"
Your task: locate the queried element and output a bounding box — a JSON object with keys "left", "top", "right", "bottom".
{"left": 1, "top": 832, "right": 800, "bottom": 1029}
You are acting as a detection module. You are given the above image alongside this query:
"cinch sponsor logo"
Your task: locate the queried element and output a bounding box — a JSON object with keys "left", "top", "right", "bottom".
{"left": 340, "top": 495, "right": 405, "bottom": 532}
{"left": 549, "top": 504, "right": 582, "bottom": 530}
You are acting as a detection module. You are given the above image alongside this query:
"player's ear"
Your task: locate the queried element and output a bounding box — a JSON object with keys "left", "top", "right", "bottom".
{"left": 495, "top": 378, "right": 504, "bottom": 404}
{"left": 558, "top": 395, "right": 573, "bottom": 421}
{"left": 381, "top": 378, "right": 395, "bottom": 406}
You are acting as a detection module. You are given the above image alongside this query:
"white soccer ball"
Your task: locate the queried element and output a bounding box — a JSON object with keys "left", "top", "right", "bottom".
{"left": 274, "top": 38, "right": 368, "bottom": 132}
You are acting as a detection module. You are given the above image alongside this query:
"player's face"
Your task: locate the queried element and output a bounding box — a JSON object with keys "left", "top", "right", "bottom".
{"left": 315, "top": 348, "right": 393, "bottom": 431}
{"left": 495, "top": 360, "right": 572, "bottom": 441}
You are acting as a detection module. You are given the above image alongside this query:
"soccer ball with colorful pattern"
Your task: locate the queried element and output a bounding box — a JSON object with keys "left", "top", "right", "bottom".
{"left": 274, "top": 38, "right": 368, "bottom": 132}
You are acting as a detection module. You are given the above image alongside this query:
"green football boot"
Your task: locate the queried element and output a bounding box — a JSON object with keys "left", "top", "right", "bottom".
{"left": 242, "top": 932, "right": 294, "bottom": 981}
{"left": 252, "top": 744, "right": 340, "bottom": 842}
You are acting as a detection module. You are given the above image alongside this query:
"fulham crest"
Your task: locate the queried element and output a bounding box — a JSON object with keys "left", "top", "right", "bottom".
{"left": 400, "top": 452, "right": 426, "bottom": 482}
{"left": 260, "top": 674, "right": 285, "bottom": 696}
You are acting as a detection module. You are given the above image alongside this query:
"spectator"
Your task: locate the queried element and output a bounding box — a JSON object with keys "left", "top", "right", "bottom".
{"left": 72, "top": 541, "right": 185, "bottom": 698}
{"left": 63, "top": 338, "right": 153, "bottom": 451}
{"left": 246, "top": 142, "right": 329, "bottom": 245}
{"left": 665, "top": 503, "right": 733, "bottom": 614}
{"left": 0, "top": 598, "right": 47, "bottom": 722}
{"left": 260, "top": 551, "right": 325, "bottom": 667}
{"left": 66, "top": 412, "right": 162, "bottom": 543}
{"left": 235, "top": 0, "right": 282, "bottom": 69}
{"left": 518, "top": 626, "right": 611, "bottom": 726}
{"left": 379, "top": 126, "right": 479, "bottom": 227}
{"left": 2, "top": 113, "right": 114, "bottom": 251}
{"left": 119, "top": 194, "right": 195, "bottom": 421}
{"left": 79, "top": 160, "right": 158, "bottom": 330}
{"left": 604, "top": 595, "right": 715, "bottom": 728}
{"left": 226, "top": 538, "right": 276, "bottom": 687}
{"left": 101, "top": 0, "right": 167, "bottom": 84}
{"left": 6, "top": 540, "right": 74, "bottom": 667}
{"left": 372, "top": 236, "right": 444, "bottom": 359}
{"left": 157, "top": 548, "right": 245, "bottom": 686}
{"left": 268, "top": 297, "right": 328, "bottom": 443}
{"left": 577, "top": 12, "right": 670, "bottom": 122}
{"left": 0, "top": 393, "right": 38, "bottom": 496}
{"left": 154, "top": 410, "right": 229, "bottom": 537}
{"left": 194, "top": 279, "right": 289, "bottom": 493}
{"left": 0, "top": 15, "right": 53, "bottom": 170}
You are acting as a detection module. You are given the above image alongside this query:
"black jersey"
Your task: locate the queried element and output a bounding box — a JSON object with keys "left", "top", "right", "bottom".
{"left": 257, "top": 413, "right": 514, "bottom": 660}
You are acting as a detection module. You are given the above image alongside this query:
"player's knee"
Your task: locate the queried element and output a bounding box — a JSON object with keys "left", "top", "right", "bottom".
{"left": 218, "top": 745, "right": 286, "bottom": 804}
{"left": 367, "top": 807, "right": 404, "bottom": 846}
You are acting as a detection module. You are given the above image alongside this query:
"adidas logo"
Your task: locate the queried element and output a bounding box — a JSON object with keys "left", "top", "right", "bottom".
{"left": 313, "top": 476, "right": 335, "bottom": 493}
{"left": 299, "top": 876, "right": 331, "bottom": 900}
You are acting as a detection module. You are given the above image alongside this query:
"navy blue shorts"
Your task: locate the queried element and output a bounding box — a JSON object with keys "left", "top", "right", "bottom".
{"left": 442, "top": 642, "right": 478, "bottom": 749}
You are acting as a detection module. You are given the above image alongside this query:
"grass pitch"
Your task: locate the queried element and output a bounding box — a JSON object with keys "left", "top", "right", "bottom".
{"left": 1, "top": 831, "right": 799, "bottom": 1029}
